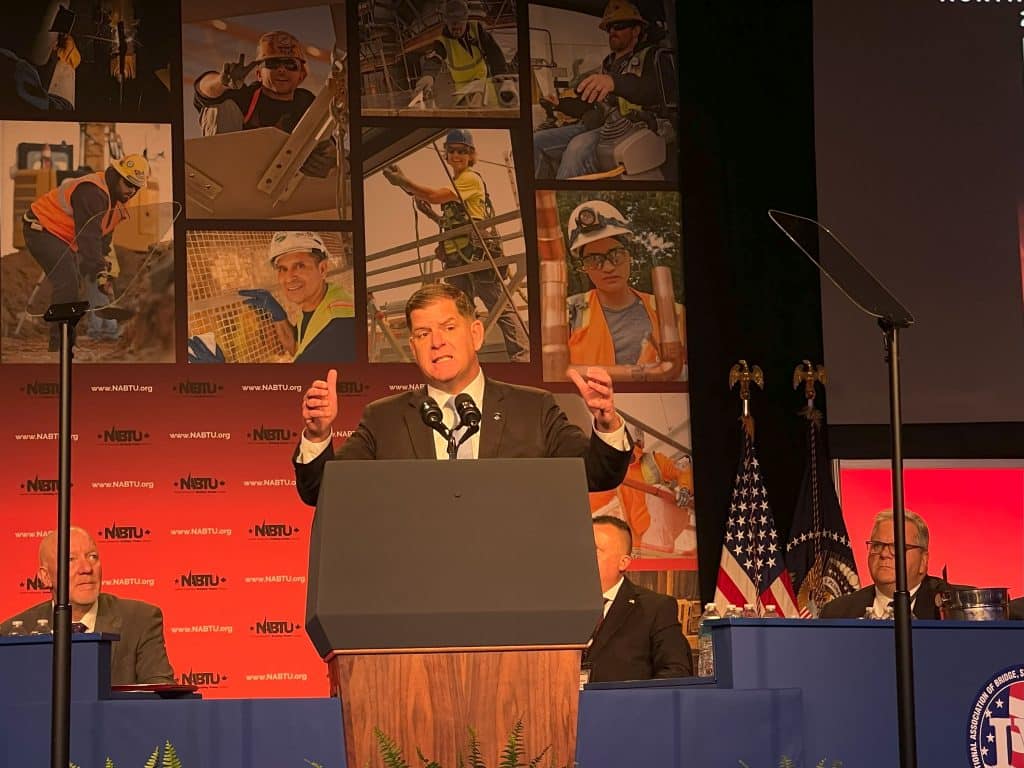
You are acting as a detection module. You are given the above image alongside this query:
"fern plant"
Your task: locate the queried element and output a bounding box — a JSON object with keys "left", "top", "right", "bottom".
{"left": 373, "top": 720, "right": 567, "bottom": 768}
{"left": 739, "top": 758, "right": 843, "bottom": 768}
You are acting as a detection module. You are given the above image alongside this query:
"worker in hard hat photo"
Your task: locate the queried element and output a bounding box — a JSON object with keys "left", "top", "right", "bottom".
{"left": 186, "top": 229, "right": 355, "bottom": 364}
{"left": 538, "top": 192, "right": 685, "bottom": 381}
{"left": 361, "top": 0, "right": 517, "bottom": 116}
{"left": 531, "top": 0, "right": 678, "bottom": 180}
{"left": 190, "top": 28, "right": 336, "bottom": 178}
{"left": 381, "top": 128, "right": 529, "bottom": 362}
{"left": 21, "top": 152, "right": 148, "bottom": 352}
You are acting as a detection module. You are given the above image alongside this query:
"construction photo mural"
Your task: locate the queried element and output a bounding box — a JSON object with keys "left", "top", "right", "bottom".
{"left": 0, "top": 0, "right": 691, "bottom": 700}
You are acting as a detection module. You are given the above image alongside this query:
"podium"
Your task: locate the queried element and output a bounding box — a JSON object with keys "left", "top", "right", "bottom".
{"left": 306, "top": 457, "right": 602, "bottom": 767}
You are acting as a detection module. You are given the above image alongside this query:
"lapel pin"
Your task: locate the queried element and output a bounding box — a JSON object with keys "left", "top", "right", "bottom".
{"left": 493, "top": 412, "right": 503, "bottom": 421}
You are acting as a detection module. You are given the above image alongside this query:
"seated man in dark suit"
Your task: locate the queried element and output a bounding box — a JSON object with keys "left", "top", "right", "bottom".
{"left": 0, "top": 526, "right": 175, "bottom": 685}
{"left": 293, "top": 282, "right": 632, "bottom": 505}
{"left": 820, "top": 509, "right": 946, "bottom": 619}
{"left": 583, "top": 515, "right": 692, "bottom": 682}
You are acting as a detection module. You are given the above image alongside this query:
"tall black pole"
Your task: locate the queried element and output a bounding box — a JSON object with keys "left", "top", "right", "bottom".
{"left": 882, "top": 320, "right": 917, "bottom": 768}
{"left": 44, "top": 303, "right": 86, "bottom": 768}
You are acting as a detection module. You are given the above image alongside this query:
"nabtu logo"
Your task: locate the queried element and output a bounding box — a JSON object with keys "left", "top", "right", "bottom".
{"left": 251, "top": 619, "right": 300, "bottom": 635}
{"left": 175, "top": 572, "right": 227, "bottom": 589}
{"left": 100, "top": 524, "right": 150, "bottom": 542}
{"left": 174, "top": 475, "right": 225, "bottom": 492}
{"left": 174, "top": 380, "right": 222, "bottom": 396}
{"left": 249, "top": 522, "right": 298, "bottom": 538}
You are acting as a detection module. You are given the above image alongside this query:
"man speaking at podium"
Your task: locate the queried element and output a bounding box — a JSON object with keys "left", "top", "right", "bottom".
{"left": 293, "top": 283, "right": 632, "bottom": 505}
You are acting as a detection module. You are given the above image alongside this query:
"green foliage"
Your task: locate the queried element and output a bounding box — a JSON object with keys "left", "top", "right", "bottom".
{"left": 467, "top": 727, "right": 485, "bottom": 768}
{"left": 415, "top": 746, "right": 442, "bottom": 768}
{"left": 374, "top": 727, "right": 412, "bottom": 768}
{"left": 740, "top": 757, "right": 843, "bottom": 768}
{"left": 374, "top": 721, "right": 566, "bottom": 768}
{"left": 498, "top": 720, "right": 523, "bottom": 768}
{"left": 162, "top": 741, "right": 182, "bottom": 768}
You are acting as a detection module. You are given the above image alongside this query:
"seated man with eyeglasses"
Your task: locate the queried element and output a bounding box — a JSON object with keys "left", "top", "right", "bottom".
{"left": 819, "top": 509, "right": 948, "bottom": 619}
{"left": 565, "top": 200, "right": 685, "bottom": 377}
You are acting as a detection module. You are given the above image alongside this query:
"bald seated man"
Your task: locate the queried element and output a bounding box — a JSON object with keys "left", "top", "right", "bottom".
{"left": 0, "top": 526, "right": 175, "bottom": 685}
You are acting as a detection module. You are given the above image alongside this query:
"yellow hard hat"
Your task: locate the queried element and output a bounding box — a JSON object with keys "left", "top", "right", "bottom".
{"left": 254, "top": 31, "right": 306, "bottom": 63}
{"left": 599, "top": 0, "right": 647, "bottom": 31}
{"left": 113, "top": 154, "right": 149, "bottom": 188}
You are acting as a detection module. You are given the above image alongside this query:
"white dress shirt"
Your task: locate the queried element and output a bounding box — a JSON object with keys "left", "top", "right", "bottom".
{"left": 297, "top": 370, "right": 631, "bottom": 462}
{"left": 871, "top": 583, "right": 922, "bottom": 618}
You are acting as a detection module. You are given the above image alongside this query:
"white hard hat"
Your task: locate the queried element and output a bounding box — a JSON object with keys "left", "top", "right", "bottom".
{"left": 268, "top": 231, "right": 328, "bottom": 265}
{"left": 566, "top": 201, "right": 632, "bottom": 255}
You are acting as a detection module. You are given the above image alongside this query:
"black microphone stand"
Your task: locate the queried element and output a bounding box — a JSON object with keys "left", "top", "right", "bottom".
{"left": 769, "top": 210, "right": 918, "bottom": 768}
{"left": 882, "top": 317, "right": 916, "bottom": 768}
{"left": 44, "top": 301, "right": 88, "bottom": 768}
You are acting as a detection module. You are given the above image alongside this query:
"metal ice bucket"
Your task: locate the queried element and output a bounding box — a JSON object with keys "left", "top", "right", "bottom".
{"left": 938, "top": 587, "right": 1009, "bottom": 621}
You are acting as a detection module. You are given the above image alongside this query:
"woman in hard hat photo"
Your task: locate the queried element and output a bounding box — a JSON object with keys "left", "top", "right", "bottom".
{"left": 544, "top": 193, "right": 686, "bottom": 381}
{"left": 379, "top": 128, "right": 529, "bottom": 362}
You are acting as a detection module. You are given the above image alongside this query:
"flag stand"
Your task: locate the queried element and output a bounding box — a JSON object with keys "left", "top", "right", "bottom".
{"left": 769, "top": 209, "right": 917, "bottom": 768}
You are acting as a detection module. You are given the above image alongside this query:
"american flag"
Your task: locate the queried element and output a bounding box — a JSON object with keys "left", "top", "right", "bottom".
{"left": 714, "top": 432, "right": 801, "bottom": 617}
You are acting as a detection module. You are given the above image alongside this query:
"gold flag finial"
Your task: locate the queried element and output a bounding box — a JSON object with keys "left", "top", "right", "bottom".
{"left": 729, "top": 359, "right": 764, "bottom": 438}
{"left": 792, "top": 359, "right": 827, "bottom": 425}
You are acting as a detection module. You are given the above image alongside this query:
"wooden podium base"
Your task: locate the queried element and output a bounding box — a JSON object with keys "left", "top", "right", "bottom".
{"left": 329, "top": 647, "right": 582, "bottom": 768}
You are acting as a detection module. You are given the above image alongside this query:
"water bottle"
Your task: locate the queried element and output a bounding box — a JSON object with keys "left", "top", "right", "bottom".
{"left": 696, "top": 603, "right": 720, "bottom": 677}
{"left": 7, "top": 620, "right": 25, "bottom": 637}
{"left": 741, "top": 603, "right": 757, "bottom": 618}
{"left": 30, "top": 618, "right": 51, "bottom": 635}
{"left": 724, "top": 604, "right": 743, "bottom": 619}
{"left": 762, "top": 604, "right": 781, "bottom": 618}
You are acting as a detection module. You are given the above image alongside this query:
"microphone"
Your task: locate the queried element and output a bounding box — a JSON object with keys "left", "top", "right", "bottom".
{"left": 453, "top": 393, "right": 482, "bottom": 446}
{"left": 419, "top": 397, "right": 449, "bottom": 439}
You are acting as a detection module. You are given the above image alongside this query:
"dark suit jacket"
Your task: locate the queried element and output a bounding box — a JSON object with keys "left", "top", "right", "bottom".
{"left": 294, "top": 378, "right": 631, "bottom": 506}
{"left": 1009, "top": 597, "right": 1024, "bottom": 620}
{"left": 585, "top": 577, "right": 693, "bottom": 683}
{"left": 818, "top": 575, "right": 949, "bottom": 620}
{"left": 0, "top": 593, "right": 175, "bottom": 685}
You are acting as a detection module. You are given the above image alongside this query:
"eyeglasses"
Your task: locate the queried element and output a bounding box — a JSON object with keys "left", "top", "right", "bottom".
{"left": 445, "top": 145, "right": 473, "bottom": 155}
{"left": 866, "top": 540, "right": 926, "bottom": 555}
{"left": 577, "top": 246, "right": 630, "bottom": 271}
{"left": 606, "top": 20, "right": 640, "bottom": 32}
{"left": 262, "top": 57, "right": 301, "bottom": 71}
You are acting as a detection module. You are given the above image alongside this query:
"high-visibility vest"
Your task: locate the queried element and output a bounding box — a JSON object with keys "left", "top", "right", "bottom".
{"left": 604, "top": 46, "right": 652, "bottom": 117}
{"left": 30, "top": 172, "right": 127, "bottom": 251}
{"left": 568, "top": 288, "right": 684, "bottom": 366}
{"left": 440, "top": 22, "right": 498, "bottom": 104}
{"left": 294, "top": 282, "right": 355, "bottom": 360}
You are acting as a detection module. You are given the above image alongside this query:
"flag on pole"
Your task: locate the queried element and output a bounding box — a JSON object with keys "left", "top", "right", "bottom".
{"left": 785, "top": 412, "right": 860, "bottom": 617}
{"left": 714, "top": 431, "right": 801, "bottom": 617}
